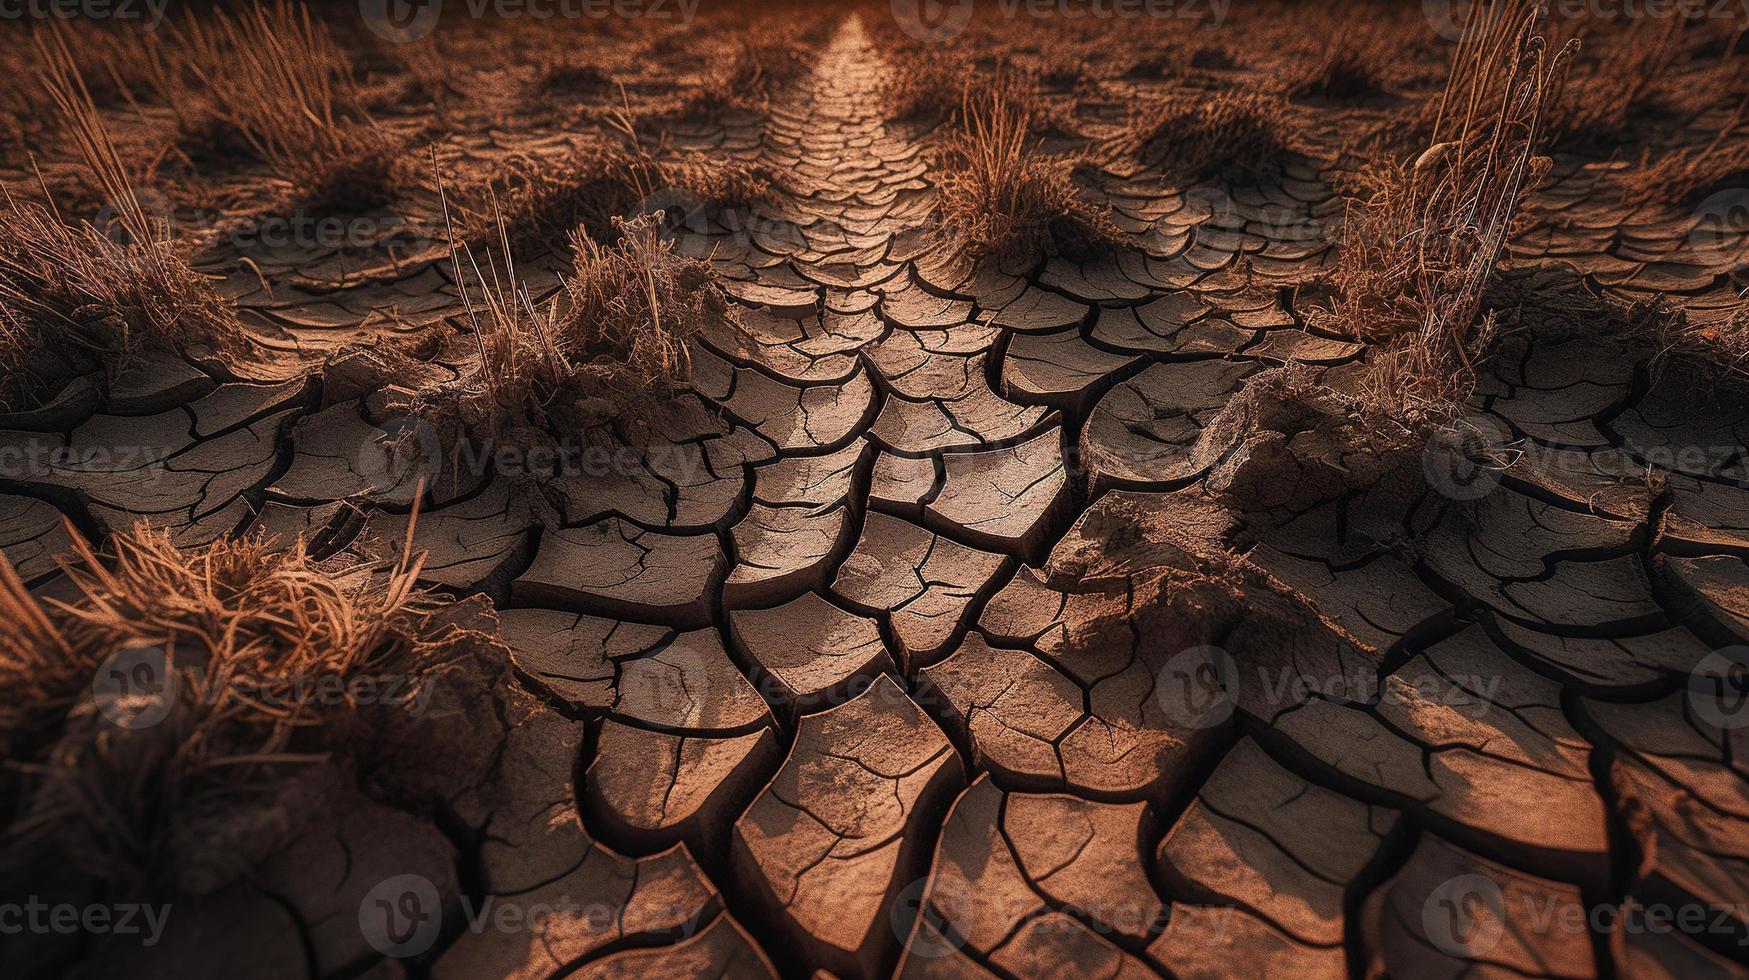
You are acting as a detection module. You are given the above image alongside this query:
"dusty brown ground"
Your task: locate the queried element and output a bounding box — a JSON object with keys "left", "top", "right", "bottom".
{"left": 4, "top": 2, "right": 1749, "bottom": 978}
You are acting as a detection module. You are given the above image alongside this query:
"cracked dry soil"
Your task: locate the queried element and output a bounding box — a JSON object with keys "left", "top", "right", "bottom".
{"left": 5, "top": 6, "right": 1749, "bottom": 980}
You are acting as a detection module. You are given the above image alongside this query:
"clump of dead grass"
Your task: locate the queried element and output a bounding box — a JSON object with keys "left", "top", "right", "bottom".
{"left": 1314, "top": 0, "right": 1575, "bottom": 435}
{"left": 1120, "top": 36, "right": 1211, "bottom": 78}
{"left": 1117, "top": 89, "right": 1291, "bottom": 185}
{"left": 557, "top": 214, "right": 721, "bottom": 389}
{"left": 473, "top": 146, "right": 771, "bottom": 257}
{"left": 400, "top": 171, "right": 736, "bottom": 458}
{"left": 0, "top": 194, "right": 244, "bottom": 411}
{"left": 90, "top": 24, "right": 261, "bottom": 172}
{"left": 1121, "top": 49, "right": 1182, "bottom": 80}
{"left": 1642, "top": 292, "right": 1749, "bottom": 378}
{"left": 537, "top": 58, "right": 614, "bottom": 97}
{"left": 884, "top": 55, "right": 1009, "bottom": 122}
{"left": 1626, "top": 93, "right": 1749, "bottom": 207}
{"left": 1545, "top": 17, "right": 1683, "bottom": 146}
{"left": 934, "top": 83, "right": 1117, "bottom": 263}
{"left": 882, "top": 55, "right": 1071, "bottom": 136}
{"left": 465, "top": 103, "right": 771, "bottom": 256}
{"left": 662, "top": 27, "right": 812, "bottom": 123}
{"left": 0, "top": 21, "right": 175, "bottom": 159}
{"left": 0, "top": 521, "right": 495, "bottom": 887}
{"left": 166, "top": 1, "right": 399, "bottom": 211}
{"left": 1291, "top": 40, "right": 1391, "bottom": 102}
{"left": 0, "top": 36, "right": 248, "bottom": 413}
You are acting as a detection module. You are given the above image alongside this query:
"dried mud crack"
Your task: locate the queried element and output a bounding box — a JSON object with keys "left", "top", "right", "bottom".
{"left": 4, "top": 6, "right": 1749, "bottom": 980}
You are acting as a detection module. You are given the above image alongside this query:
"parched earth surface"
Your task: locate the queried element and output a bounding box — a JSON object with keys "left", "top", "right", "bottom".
{"left": 6, "top": 11, "right": 1749, "bottom": 980}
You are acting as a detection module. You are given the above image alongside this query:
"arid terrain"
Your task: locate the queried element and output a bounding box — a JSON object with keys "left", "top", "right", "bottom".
{"left": 2, "top": 0, "right": 1749, "bottom": 977}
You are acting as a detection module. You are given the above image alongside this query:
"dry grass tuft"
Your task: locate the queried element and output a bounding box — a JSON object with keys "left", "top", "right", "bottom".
{"left": 0, "top": 195, "right": 244, "bottom": 411}
{"left": 882, "top": 55, "right": 1069, "bottom": 135}
{"left": 0, "top": 21, "right": 175, "bottom": 161}
{"left": 405, "top": 171, "right": 737, "bottom": 451}
{"left": 1279, "top": 6, "right": 1427, "bottom": 104}
{"left": 663, "top": 28, "right": 812, "bottom": 123}
{"left": 1545, "top": 17, "right": 1683, "bottom": 146}
{"left": 473, "top": 145, "right": 771, "bottom": 257}
{"left": 1627, "top": 94, "right": 1749, "bottom": 207}
{"left": 0, "top": 521, "right": 493, "bottom": 886}
{"left": 1118, "top": 89, "right": 1290, "bottom": 185}
{"left": 537, "top": 58, "right": 614, "bottom": 96}
{"left": 415, "top": 193, "right": 571, "bottom": 445}
{"left": 1315, "top": 0, "right": 1575, "bottom": 434}
{"left": 935, "top": 83, "right": 1117, "bottom": 263}
{"left": 0, "top": 35, "right": 247, "bottom": 412}
{"left": 556, "top": 213, "right": 723, "bottom": 390}
{"left": 884, "top": 55, "right": 994, "bottom": 122}
{"left": 466, "top": 103, "right": 771, "bottom": 256}
{"left": 1291, "top": 41, "right": 1390, "bottom": 101}
{"left": 0, "top": 546, "right": 83, "bottom": 752}
{"left": 168, "top": 1, "right": 399, "bottom": 211}
{"left": 1121, "top": 49, "right": 1182, "bottom": 80}
{"left": 1642, "top": 292, "right": 1749, "bottom": 379}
